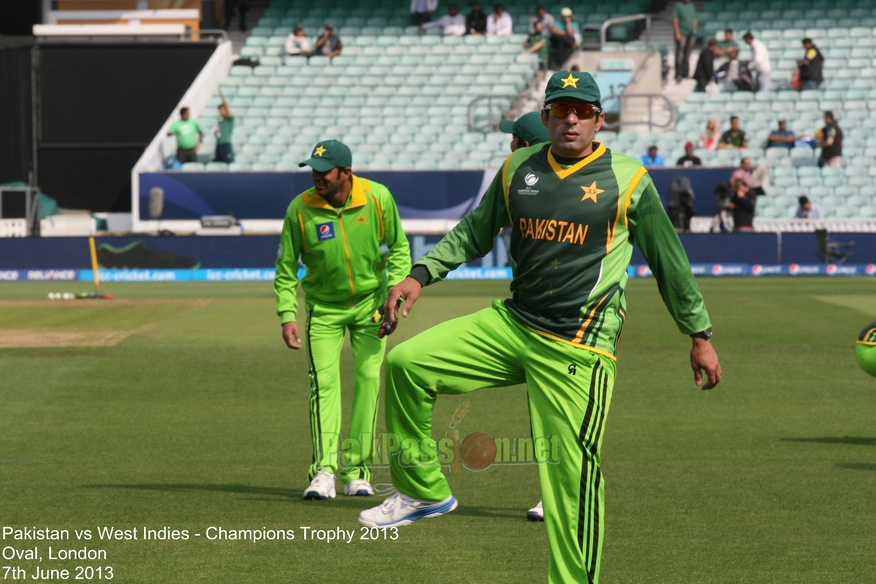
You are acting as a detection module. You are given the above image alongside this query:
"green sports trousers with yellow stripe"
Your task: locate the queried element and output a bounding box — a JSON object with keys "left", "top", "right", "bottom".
{"left": 304, "top": 293, "right": 386, "bottom": 483}
{"left": 386, "top": 300, "right": 614, "bottom": 583}
{"left": 386, "top": 142, "right": 711, "bottom": 583}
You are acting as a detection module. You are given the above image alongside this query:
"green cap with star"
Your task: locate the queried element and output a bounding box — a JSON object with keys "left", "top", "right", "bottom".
{"left": 498, "top": 112, "right": 550, "bottom": 145}
{"left": 543, "top": 70, "right": 601, "bottom": 105}
{"left": 299, "top": 140, "right": 352, "bottom": 172}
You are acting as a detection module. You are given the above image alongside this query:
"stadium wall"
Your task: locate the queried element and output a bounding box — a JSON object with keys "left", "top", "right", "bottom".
{"left": 35, "top": 41, "right": 217, "bottom": 213}
{"left": 0, "top": 232, "right": 870, "bottom": 273}
{"left": 136, "top": 167, "right": 731, "bottom": 225}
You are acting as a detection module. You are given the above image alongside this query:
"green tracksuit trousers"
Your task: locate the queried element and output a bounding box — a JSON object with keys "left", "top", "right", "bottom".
{"left": 305, "top": 292, "right": 385, "bottom": 485}
{"left": 385, "top": 301, "right": 616, "bottom": 584}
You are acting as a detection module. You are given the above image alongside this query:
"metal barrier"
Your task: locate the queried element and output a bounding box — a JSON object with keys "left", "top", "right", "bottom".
{"left": 467, "top": 94, "right": 541, "bottom": 133}
{"left": 600, "top": 92, "right": 677, "bottom": 132}
{"left": 600, "top": 13, "right": 652, "bottom": 45}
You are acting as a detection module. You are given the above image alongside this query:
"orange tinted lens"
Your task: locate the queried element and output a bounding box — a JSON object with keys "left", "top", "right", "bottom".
{"left": 549, "top": 103, "right": 596, "bottom": 119}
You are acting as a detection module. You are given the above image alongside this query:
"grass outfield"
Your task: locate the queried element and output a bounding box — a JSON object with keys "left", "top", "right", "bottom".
{"left": 1, "top": 278, "right": 875, "bottom": 583}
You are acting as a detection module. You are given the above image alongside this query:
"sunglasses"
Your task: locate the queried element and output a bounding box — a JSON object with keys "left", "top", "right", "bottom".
{"left": 546, "top": 103, "right": 601, "bottom": 120}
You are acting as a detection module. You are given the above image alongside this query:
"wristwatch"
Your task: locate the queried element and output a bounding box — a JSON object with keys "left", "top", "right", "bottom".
{"left": 690, "top": 328, "right": 713, "bottom": 340}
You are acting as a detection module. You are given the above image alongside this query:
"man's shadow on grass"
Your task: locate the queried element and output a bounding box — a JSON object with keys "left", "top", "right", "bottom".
{"left": 83, "top": 483, "right": 369, "bottom": 508}
{"left": 782, "top": 437, "right": 876, "bottom": 472}
{"left": 82, "top": 483, "right": 526, "bottom": 517}
{"left": 781, "top": 437, "right": 876, "bottom": 446}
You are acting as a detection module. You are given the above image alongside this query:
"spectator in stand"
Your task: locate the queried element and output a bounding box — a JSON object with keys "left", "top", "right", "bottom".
{"left": 549, "top": 7, "right": 580, "bottom": 69}
{"left": 213, "top": 96, "right": 234, "bottom": 164}
{"left": 421, "top": 4, "right": 467, "bottom": 36}
{"left": 699, "top": 117, "right": 721, "bottom": 150}
{"left": 639, "top": 145, "right": 665, "bottom": 167}
{"left": 693, "top": 38, "right": 718, "bottom": 92}
{"left": 818, "top": 110, "right": 843, "bottom": 168}
{"left": 719, "top": 116, "right": 749, "bottom": 149}
{"left": 727, "top": 179, "right": 755, "bottom": 231}
{"left": 523, "top": 21, "right": 548, "bottom": 63}
{"left": 529, "top": 6, "right": 554, "bottom": 36}
{"left": 284, "top": 24, "right": 312, "bottom": 60}
{"left": 715, "top": 28, "right": 738, "bottom": 58}
{"left": 796, "top": 196, "right": 824, "bottom": 219}
{"left": 466, "top": 2, "right": 488, "bottom": 35}
{"left": 486, "top": 4, "right": 513, "bottom": 36}
{"left": 729, "top": 157, "right": 753, "bottom": 186}
{"left": 677, "top": 141, "right": 702, "bottom": 166}
{"left": 743, "top": 32, "right": 771, "bottom": 93}
{"left": 766, "top": 120, "right": 795, "bottom": 149}
{"left": 167, "top": 107, "right": 203, "bottom": 163}
{"left": 314, "top": 24, "right": 342, "bottom": 58}
{"left": 797, "top": 38, "right": 824, "bottom": 90}
{"left": 672, "top": 0, "right": 698, "bottom": 82}
{"left": 499, "top": 111, "right": 550, "bottom": 152}
{"left": 715, "top": 47, "right": 755, "bottom": 92}
{"left": 410, "top": 0, "right": 438, "bottom": 26}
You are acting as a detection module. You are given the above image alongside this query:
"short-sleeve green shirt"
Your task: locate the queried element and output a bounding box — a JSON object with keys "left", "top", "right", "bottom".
{"left": 216, "top": 116, "right": 234, "bottom": 145}
{"left": 526, "top": 32, "right": 547, "bottom": 61}
{"left": 169, "top": 119, "right": 201, "bottom": 149}
{"left": 672, "top": 2, "right": 697, "bottom": 36}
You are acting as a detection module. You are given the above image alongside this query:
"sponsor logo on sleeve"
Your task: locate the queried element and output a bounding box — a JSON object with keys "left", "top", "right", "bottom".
{"left": 315, "top": 222, "right": 336, "bottom": 241}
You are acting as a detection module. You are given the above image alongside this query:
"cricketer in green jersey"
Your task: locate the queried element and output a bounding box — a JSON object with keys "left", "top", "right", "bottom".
{"left": 275, "top": 140, "right": 411, "bottom": 500}
{"left": 359, "top": 72, "right": 723, "bottom": 584}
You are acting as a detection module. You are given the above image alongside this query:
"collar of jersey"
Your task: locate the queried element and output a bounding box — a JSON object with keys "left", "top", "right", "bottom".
{"left": 547, "top": 141, "right": 606, "bottom": 180}
{"left": 304, "top": 175, "right": 367, "bottom": 211}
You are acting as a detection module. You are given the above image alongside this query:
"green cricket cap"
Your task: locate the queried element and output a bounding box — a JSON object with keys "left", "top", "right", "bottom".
{"left": 543, "top": 70, "right": 601, "bottom": 105}
{"left": 299, "top": 140, "right": 352, "bottom": 172}
{"left": 498, "top": 112, "right": 550, "bottom": 145}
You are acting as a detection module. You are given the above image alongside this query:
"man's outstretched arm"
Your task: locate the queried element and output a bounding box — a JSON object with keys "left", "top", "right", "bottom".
{"left": 628, "top": 176, "right": 722, "bottom": 390}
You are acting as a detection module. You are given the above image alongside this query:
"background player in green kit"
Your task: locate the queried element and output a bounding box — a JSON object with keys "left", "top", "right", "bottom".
{"left": 358, "top": 72, "right": 723, "bottom": 584}
{"left": 500, "top": 111, "right": 551, "bottom": 522}
{"left": 275, "top": 140, "right": 411, "bottom": 500}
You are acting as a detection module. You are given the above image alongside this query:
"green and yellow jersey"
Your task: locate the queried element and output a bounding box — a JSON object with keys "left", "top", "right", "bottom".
{"left": 275, "top": 175, "right": 411, "bottom": 324}
{"left": 414, "top": 141, "right": 711, "bottom": 360}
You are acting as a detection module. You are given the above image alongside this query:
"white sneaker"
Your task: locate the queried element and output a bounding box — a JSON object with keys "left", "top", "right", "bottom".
{"left": 343, "top": 479, "right": 374, "bottom": 496}
{"left": 527, "top": 500, "right": 544, "bottom": 522}
{"left": 303, "top": 472, "right": 336, "bottom": 500}
{"left": 358, "top": 492, "right": 458, "bottom": 528}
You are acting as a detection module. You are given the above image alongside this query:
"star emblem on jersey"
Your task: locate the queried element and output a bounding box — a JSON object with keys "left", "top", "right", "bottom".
{"left": 581, "top": 182, "right": 604, "bottom": 203}
{"left": 357, "top": 214, "right": 367, "bottom": 225}
{"left": 314, "top": 145, "right": 326, "bottom": 157}
{"left": 561, "top": 74, "right": 579, "bottom": 88}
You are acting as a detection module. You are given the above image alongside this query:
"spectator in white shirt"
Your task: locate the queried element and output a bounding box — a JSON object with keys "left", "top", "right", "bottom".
{"left": 284, "top": 24, "right": 312, "bottom": 59}
{"left": 420, "top": 3, "right": 467, "bottom": 36}
{"left": 410, "top": 0, "right": 438, "bottom": 26}
{"left": 486, "top": 4, "right": 512, "bottom": 36}
{"left": 796, "top": 196, "right": 824, "bottom": 219}
{"left": 743, "top": 31, "right": 771, "bottom": 93}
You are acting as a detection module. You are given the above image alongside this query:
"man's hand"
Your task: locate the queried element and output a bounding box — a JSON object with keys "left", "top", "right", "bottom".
{"left": 282, "top": 322, "right": 302, "bottom": 350}
{"left": 691, "top": 338, "right": 721, "bottom": 389}
{"left": 382, "top": 276, "right": 423, "bottom": 324}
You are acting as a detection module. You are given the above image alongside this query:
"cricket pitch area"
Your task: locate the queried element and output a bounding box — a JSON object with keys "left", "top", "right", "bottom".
{"left": 1, "top": 278, "right": 875, "bottom": 583}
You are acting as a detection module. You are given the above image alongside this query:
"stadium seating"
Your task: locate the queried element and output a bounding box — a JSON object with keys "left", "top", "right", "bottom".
{"left": 182, "top": 0, "right": 654, "bottom": 173}
{"left": 182, "top": 0, "right": 876, "bottom": 220}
